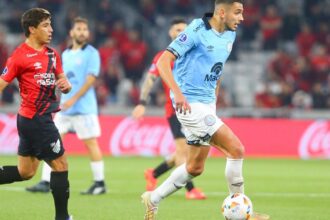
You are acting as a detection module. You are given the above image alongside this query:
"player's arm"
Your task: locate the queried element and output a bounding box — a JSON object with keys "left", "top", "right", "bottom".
{"left": 131, "top": 73, "right": 158, "bottom": 119}
{"left": 61, "top": 74, "right": 96, "bottom": 110}
{"left": 56, "top": 73, "right": 72, "bottom": 94}
{"left": 0, "top": 78, "right": 9, "bottom": 93}
{"left": 157, "top": 51, "right": 191, "bottom": 114}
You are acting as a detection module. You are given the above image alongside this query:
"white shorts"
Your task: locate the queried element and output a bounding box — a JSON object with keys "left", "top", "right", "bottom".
{"left": 54, "top": 114, "right": 101, "bottom": 140}
{"left": 176, "top": 103, "right": 224, "bottom": 146}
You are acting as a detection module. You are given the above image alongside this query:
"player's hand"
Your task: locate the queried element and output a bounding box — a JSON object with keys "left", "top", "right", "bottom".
{"left": 61, "top": 98, "right": 76, "bottom": 111}
{"left": 132, "top": 104, "right": 146, "bottom": 119}
{"left": 56, "top": 78, "right": 71, "bottom": 94}
{"left": 174, "top": 92, "right": 191, "bottom": 115}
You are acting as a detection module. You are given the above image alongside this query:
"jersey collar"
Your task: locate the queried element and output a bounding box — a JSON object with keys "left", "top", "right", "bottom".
{"left": 68, "top": 43, "right": 88, "bottom": 50}
{"left": 202, "top": 13, "right": 213, "bottom": 30}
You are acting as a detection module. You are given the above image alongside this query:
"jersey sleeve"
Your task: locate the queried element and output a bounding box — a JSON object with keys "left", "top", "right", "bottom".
{"left": 167, "top": 20, "right": 198, "bottom": 58}
{"left": 86, "top": 49, "right": 101, "bottom": 77}
{"left": 54, "top": 50, "right": 64, "bottom": 75}
{"left": 0, "top": 57, "right": 20, "bottom": 83}
{"left": 148, "top": 51, "right": 163, "bottom": 76}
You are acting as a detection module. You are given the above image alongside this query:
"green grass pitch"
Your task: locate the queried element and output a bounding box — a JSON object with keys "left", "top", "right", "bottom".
{"left": 0, "top": 156, "right": 329, "bottom": 220}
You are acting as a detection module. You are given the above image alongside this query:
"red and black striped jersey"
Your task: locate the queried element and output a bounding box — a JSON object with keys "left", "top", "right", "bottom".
{"left": 1, "top": 43, "right": 63, "bottom": 118}
{"left": 148, "top": 50, "right": 175, "bottom": 118}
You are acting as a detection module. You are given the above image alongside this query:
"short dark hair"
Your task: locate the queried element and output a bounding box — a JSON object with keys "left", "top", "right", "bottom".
{"left": 71, "top": 16, "right": 88, "bottom": 28}
{"left": 215, "top": 0, "right": 243, "bottom": 5}
{"left": 21, "top": 8, "right": 51, "bottom": 37}
{"left": 170, "top": 17, "right": 187, "bottom": 26}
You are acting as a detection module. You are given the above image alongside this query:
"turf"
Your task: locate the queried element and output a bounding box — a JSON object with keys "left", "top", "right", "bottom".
{"left": 0, "top": 156, "right": 329, "bottom": 220}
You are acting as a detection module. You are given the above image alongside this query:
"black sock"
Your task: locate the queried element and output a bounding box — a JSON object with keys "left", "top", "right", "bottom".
{"left": 153, "top": 161, "right": 173, "bottom": 178}
{"left": 0, "top": 166, "right": 23, "bottom": 184}
{"left": 95, "top": 180, "right": 105, "bottom": 186}
{"left": 185, "top": 180, "right": 194, "bottom": 192}
{"left": 50, "top": 171, "right": 70, "bottom": 220}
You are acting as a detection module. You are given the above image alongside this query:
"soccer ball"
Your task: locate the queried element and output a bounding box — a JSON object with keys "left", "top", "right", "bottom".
{"left": 221, "top": 193, "right": 253, "bottom": 220}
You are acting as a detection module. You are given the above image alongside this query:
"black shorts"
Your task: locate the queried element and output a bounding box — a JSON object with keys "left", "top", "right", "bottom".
{"left": 167, "top": 114, "right": 185, "bottom": 139}
{"left": 17, "top": 113, "right": 65, "bottom": 161}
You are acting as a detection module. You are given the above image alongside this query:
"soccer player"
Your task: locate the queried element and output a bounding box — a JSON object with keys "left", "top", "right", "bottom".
{"left": 26, "top": 17, "right": 107, "bottom": 195}
{"left": 0, "top": 8, "right": 72, "bottom": 220}
{"left": 132, "top": 17, "right": 206, "bottom": 200}
{"left": 141, "top": 1, "right": 269, "bottom": 220}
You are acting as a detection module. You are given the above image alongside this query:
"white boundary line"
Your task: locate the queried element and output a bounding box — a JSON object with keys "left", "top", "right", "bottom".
{"left": 1, "top": 186, "right": 330, "bottom": 198}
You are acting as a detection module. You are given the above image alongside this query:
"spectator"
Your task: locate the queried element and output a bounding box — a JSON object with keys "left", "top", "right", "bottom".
{"left": 241, "top": 0, "right": 260, "bottom": 42}
{"left": 280, "top": 4, "right": 301, "bottom": 42}
{"left": 120, "top": 28, "right": 147, "bottom": 83}
{"left": 260, "top": 4, "right": 282, "bottom": 50}
{"left": 311, "top": 82, "right": 328, "bottom": 109}
{"left": 296, "top": 23, "right": 316, "bottom": 57}
{"left": 110, "top": 20, "right": 129, "bottom": 49}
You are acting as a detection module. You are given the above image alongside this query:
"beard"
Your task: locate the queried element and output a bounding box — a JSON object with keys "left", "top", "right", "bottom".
{"left": 74, "top": 36, "right": 87, "bottom": 45}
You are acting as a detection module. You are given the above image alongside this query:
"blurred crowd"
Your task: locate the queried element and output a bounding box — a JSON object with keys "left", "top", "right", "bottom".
{"left": 0, "top": 0, "right": 329, "bottom": 110}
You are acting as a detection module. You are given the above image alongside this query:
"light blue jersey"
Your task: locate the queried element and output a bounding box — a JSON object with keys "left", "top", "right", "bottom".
{"left": 61, "top": 44, "right": 100, "bottom": 115}
{"left": 167, "top": 13, "right": 236, "bottom": 104}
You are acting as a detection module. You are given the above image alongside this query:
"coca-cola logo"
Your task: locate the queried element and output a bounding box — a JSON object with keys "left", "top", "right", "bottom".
{"left": 110, "top": 117, "right": 175, "bottom": 156}
{"left": 0, "top": 114, "right": 19, "bottom": 154}
{"left": 299, "top": 121, "right": 330, "bottom": 159}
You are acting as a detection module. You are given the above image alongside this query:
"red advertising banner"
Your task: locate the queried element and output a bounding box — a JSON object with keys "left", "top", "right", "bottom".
{"left": 0, "top": 114, "right": 329, "bottom": 159}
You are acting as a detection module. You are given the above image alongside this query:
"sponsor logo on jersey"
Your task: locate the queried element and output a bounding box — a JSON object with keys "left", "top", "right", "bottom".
{"left": 204, "top": 62, "right": 223, "bottom": 82}
{"left": 27, "top": 53, "right": 38, "bottom": 58}
{"left": 178, "top": 33, "right": 187, "bottom": 42}
{"left": 34, "top": 72, "right": 56, "bottom": 86}
{"left": 33, "top": 62, "right": 42, "bottom": 70}
{"left": 193, "top": 23, "right": 204, "bottom": 32}
{"left": 207, "top": 45, "right": 214, "bottom": 52}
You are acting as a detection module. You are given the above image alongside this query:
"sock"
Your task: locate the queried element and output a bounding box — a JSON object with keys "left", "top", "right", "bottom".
{"left": 50, "top": 171, "right": 70, "bottom": 220}
{"left": 225, "top": 158, "right": 244, "bottom": 194}
{"left": 185, "top": 180, "right": 194, "bottom": 192}
{"left": 150, "top": 164, "right": 193, "bottom": 205}
{"left": 41, "top": 163, "right": 52, "bottom": 182}
{"left": 91, "top": 161, "right": 105, "bottom": 182}
{"left": 153, "top": 161, "right": 172, "bottom": 178}
{"left": 0, "top": 166, "right": 23, "bottom": 184}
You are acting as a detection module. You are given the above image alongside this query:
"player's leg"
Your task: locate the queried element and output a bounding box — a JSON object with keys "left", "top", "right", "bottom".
{"left": 26, "top": 114, "right": 70, "bottom": 193}
{"left": 74, "top": 114, "right": 106, "bottom": 195}
{"left": 81, "top": 137, "right": 106, "bottom": 195}
{"left": 169, "top": 113, "right": 206, "bottom": 199}
{"left": 144, "top": 152, "right": 175, "bottom": 191}
{"left": 0, "top": 155, "right": 39, "bottom": 184}
{"left": 142, "top": 145, "right": 209, "bottom": 219}
{"left": 174, "top": 137, "right": 206, "bottom": 199}
{"left": 37, "top": 114, "right": 70, "bottom": 220}
{"left": 25, "top": 162, "right": 52, "bottom": 192}
{"left": 47, "top": 154, "right": 70, "bottom": 220}
{"left": 210, "top": 124, "right": 245, "bottom": 194}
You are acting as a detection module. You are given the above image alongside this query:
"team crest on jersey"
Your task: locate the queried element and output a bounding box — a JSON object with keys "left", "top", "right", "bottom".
{"left": 178, "top": 33, "right": 187, "bottom": 42}
{"left": 33, "top": 62, "right": 42, "bottom": 70}
{"left": 227, "top": 41, "right": 233, "bottom": 52}
{"left": 1, "top": 66, "right": 8, "bottom": 76}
